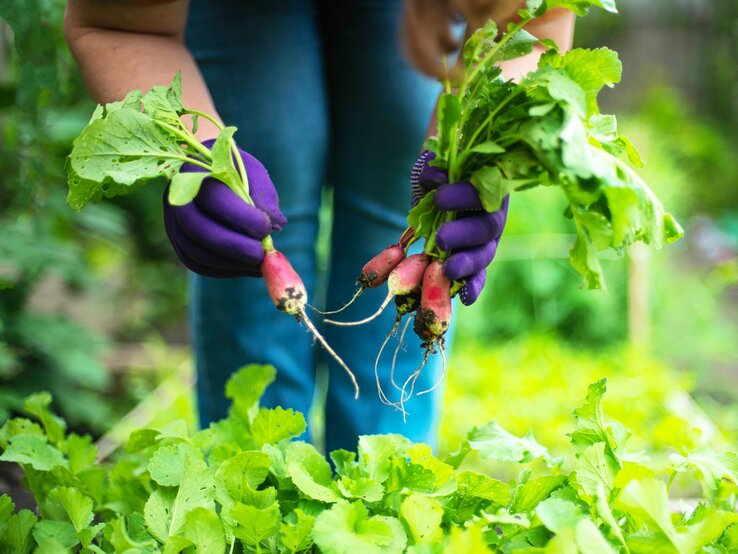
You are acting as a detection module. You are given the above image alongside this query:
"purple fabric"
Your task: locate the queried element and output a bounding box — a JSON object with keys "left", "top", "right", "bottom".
{"left": 163, "top": 140, "right": 287, "bottom": 278}
{"left": 413, "top": 151, "right": 509, "bottom": 305}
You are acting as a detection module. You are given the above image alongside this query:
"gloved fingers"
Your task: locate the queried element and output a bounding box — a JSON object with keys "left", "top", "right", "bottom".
{"left": 163, "top": 207, "right": 260, "bottom": 278}
{"left": 240, "top": 151, "right": 288, "bottom": 230}
{"left": 443, "top": 240, "right": 499, "bottom": 281}
{"left": 436, "top": 211, "right": 506, "bottom": 251}
{"left": 434, "top": 182, "right": 484, "bottom": 211}
{"left": 172, "top": 224, "right": 264, "bottom": 273}
{"left": 419, "top": 164, "right": 448, "bottom": 193}
{"left": 458, "top": 269, "right": 487, "bottom": 306}
{"left": 172, "top": 202, "right": 266, "bottom": 266}
{"left": 194, "top": 180, "right": 272, "bottom": 239}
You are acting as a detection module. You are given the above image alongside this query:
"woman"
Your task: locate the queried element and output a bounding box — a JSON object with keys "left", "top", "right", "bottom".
{"left": 64, "top": 0, "right": 573, "bottom": 453}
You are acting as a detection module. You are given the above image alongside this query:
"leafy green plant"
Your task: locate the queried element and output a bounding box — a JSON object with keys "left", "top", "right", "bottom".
{"left": 440, "top": 335, "right": 738, "bottom": 466}
{"left": 1, "top": 364, "right": 737, "bottom": 553}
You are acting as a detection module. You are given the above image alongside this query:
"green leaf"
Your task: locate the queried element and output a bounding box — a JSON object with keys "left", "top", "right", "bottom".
{"left": 617, "top": 479, "right": 738, "bottom": 554}
{"left": 536, "top": 497, "right": 584, "bottom": 533}
{"left": 251, "top": 407, "right": 306, "bottom": 446}
{"left": 408, "top": 444, "right": 456, "bottom": 491}
{"left": 48, "top": 487, "right": 94, "bottom": 533}
{"left": 616, "top": 478, "right": 678, "bottom": 551}
{"left": 148, "top": 443, "right": 199, "bottom": 487}
{"left": 228, "top": 502, "right": 281, "bottom": 547}
{"left": 407, "top": 191, "right": 438, "bottom": 241}
{"left": 144, "top": 454, "right": 215, "bottom": 542}
{"left": 287, "top": 441, "right": 339, "bottom": 503}
{"left": 65, "top": 434, "right": 97, "bottom": 475}
{"left": 465, "top": 420, "right": 555, "bottom": 465}
{"left": 32, "top": 519, "right": 79, "bottom": 549}
{"left": 144, "top": 487, "right": 176, "bottom": 544}
{"left": 313, "top": 500, "right": 407, "bottom": 554}
{"left": 0, "top": 434, "right": 68, "bottom": 471}
{"left": 0, "top": 494, "right": 13, "bottom": 524}
{"left": 494, "top": 29, "right": 538, "bottom": 63}
{"left": 109, "top": 513, "right": 158, "bottom": 553}
{"left": 569, "top": 378, "right": 628, "bottom": 460}
{"left": 209, "top": 126, "right": 243, "bottom": 194}
{"left": 0, "top": 509, "right": 37, "bottom": 554}
{"left": 443, "top": 525, "right": 490, "bottom": 553}
{"left": 338, "top": 476, "right": 384, "bottom": 503}
{"left": 215, "top": 450, "right": 271, "bottom": 504}
{"left": 226, "top": 364, "right": 276, "bottom": 418}
{"left": 436, "top": 93, "right": 461, "bottom": 158}
{"left": 456, "top": 471, "right": 511, "bottom": 505}
{"left": 540, "top": 48, "right": 622, "bottom": 115}
{"left": 67, "top": 107, "right": 184, "bottom": 210}
{"left": 569, "top": 229, "right": 605, "bottom": 289}
{"left": 546, "top": 0, "right": 618, "bottom": 16}
{"left": 357, "top": 434, "right": 412, "bottom": 484}
{"left": 141, "top": 73, "right": 185, "bottom": 127}
{"left": 168, "top": 171, "right": 208, "bottom": 206}
{"left": 511, "top": 475, "right": 567, "bottom": 513}
{"left": 280, "top": 508, "right": 315, "bottom": 553}
{"left": 400, "top": 494, "right": 443, "bottom": 544}
{"left": 23, "top": 392, "right": 66, "bottom": 445}
{"left": 572, "top": 442, "right": 618, "bottom": 500}
{"left": 671, "top": 447, "right": 738, "bottom": 492}
{"left": 181, "top": 507, "right": 225, "bottom": 554}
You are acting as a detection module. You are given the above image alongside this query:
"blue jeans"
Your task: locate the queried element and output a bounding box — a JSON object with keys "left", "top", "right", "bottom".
{"left": 186, "top": 0, "right": 446, "bottom": 453}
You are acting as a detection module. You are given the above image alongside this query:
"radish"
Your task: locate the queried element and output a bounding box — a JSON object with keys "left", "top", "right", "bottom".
{"left": 357, "top": 243, "right": 406, "bottom": 288}
{"left": 259, "top": 239, "right": 359, "bottom": 398}
{"left": 413, "top": 259, "right": 452, "bottom": 345}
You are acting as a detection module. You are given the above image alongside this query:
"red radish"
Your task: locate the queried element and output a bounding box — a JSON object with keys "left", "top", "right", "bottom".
{"left": 260, "top": 246, "right": 359, "bottom": 398}
{"left": 326, "top": 253, "right": 429, "bottom": 327}
{"left": 261, "top": 249, "right": 306, "bottom": 314}
{"left": 414, "top": 259, "right": 452, "bottom": 344}
{"left": 357, "top": 243, "right": 405, "bottom": 288}
{"left": 387, "top": 254, "right": 429, "bottom": 296}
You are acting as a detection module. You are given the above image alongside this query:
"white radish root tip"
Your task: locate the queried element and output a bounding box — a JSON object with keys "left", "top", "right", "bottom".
{"left": 417, "top": 343, "right": 447, "bottom": 396}
{"left": 325, "top": 291, "right": 393, "bottom": 327}
{"left": 299, "top": 311, "right": 360, "bottom": 399}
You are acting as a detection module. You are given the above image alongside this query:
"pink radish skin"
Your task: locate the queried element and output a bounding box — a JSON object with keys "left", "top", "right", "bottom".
{"left": 357, "top": 244, "right": 405, "bottom": 288}
{"left": 261, "top": 249, "right": 307, "bottom": 315}
{"left": 414, "top": 259, "right": 452, "bottom": 343}
{"left": 387, "top": 254, "right": 430, "bottom": 296}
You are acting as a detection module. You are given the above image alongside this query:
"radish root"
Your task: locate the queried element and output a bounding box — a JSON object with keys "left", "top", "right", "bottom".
{"left": 325, "top": 291, "right": 393, "bottom": 327}
{"left": 418, "top": 342, "right": 447, "bottom": 396}
{"left": 391, "top": 317, "right": 412, "bottom": 393}
{"left": 308, "top": 287, "right": 364, "bottom": 316}
{"left": 299, "top": 310, "right": 359, "bottom": 399}
{"left": 374, "top": 315, "right": 404, "bottom": 412}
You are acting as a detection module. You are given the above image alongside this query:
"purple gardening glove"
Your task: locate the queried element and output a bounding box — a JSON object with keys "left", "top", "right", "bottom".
{"left": 163, "top": 139, "right": 287, "bottom": 278}
{"left": 411, "top": 150, "right": 508, "bottom": 306}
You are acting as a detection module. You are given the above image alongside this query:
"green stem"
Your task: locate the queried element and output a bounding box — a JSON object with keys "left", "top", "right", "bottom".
{"left": 183, "top": 109, "right": 225, "bottom": 133}
{"left": 154, "top": 120, "right": 212, "bottom": 158}
{"left": 261, "top": 235, "right": 275, "bottom": 253}
{"left": 230, "top": 136, "right": 250, "bottom": 196}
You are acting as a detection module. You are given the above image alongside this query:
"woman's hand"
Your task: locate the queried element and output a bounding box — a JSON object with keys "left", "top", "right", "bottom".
{"left": 163, "top": 141, "right": 287, "bottom": 278}
{"left": 411, "top": 151, "right": 508, "bottom": 305}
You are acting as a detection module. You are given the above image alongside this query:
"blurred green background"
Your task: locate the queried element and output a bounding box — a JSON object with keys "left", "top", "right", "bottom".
{"left": 0, "top": 0, "right": 736, "bottom": 489}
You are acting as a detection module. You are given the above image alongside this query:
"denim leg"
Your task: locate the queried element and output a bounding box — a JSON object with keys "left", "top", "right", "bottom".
{"left": 186, "top": 0, "right": 328, "bottom": 428}
{"left": 321, "top": 0, "right": 446, "bottom": 453}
